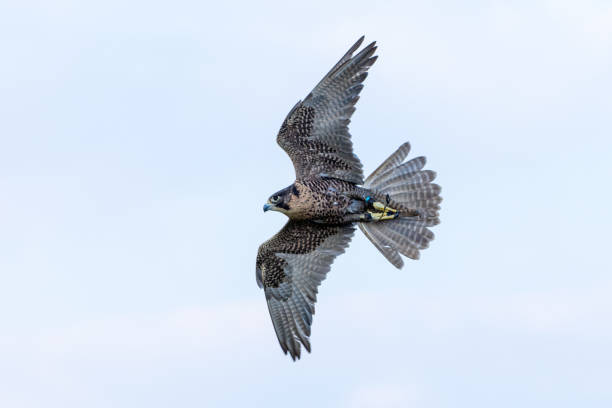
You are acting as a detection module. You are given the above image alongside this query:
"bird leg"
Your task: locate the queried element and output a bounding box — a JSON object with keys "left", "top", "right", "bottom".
{"left": 363, "top": 193, "right": 399, "bottom": 221}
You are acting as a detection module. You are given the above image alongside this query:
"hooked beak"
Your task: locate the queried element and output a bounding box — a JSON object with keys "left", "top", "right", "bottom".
{"left": 263, "top": 203, "right": 272, "bottom": 212}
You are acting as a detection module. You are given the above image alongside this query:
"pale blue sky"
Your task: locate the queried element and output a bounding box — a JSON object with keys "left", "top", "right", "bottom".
{"left": 1, "top": 1, "right": 611, "bottom": 407}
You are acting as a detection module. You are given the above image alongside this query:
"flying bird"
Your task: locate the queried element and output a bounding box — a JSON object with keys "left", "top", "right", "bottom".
{"left": 257, "top": 37, "right": 442, "bottom": 360}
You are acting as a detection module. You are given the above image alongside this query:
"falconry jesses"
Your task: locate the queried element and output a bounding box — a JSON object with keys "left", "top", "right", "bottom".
{"left": 257, "top": 37, "right": 442, "bottom": 360}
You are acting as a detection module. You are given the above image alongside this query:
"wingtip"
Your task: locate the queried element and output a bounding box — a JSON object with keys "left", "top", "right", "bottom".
{"left": 290, "top": 347, "right": 301, "bottom": 361}
{"left": 347, "top": 36, "right": 365, "bottom": 56}
{"left": 351, "top": 36, "right": 377, "bottom": 56}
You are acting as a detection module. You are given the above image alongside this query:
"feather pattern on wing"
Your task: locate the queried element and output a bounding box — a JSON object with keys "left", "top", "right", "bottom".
{"left": 256, "top": 221, "right": 355, "bottom": 360}
{"left": 277, "top": 36, "right": 378, "bottom": 184}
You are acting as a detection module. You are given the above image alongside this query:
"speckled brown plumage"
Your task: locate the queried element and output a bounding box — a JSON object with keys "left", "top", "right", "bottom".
{"left": 278, "top": 105, "right": 356, "bottom": 183}
{"left": 256, "top": 221, "right": 347, "bottom": 288}
{"left": 257, "top": 37, "right": 442, "bottom": 361}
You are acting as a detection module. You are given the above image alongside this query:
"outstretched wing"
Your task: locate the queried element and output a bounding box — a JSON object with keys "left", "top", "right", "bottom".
{"left": 277, "top": 36, "right": 378, "bottom": 184}
{"left": 256, "top": 221, "right": 355, "bottom": 360}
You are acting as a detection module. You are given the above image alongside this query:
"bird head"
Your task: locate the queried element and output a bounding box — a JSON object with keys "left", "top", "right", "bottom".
{"left": 263, "top": 185, "right": 293, "bottom": 214}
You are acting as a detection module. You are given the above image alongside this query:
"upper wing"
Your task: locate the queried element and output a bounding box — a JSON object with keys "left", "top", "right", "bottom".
{"left": 256, "top": 220, "right": 355, "bottom": 360}
{"left": 277, "top": 36, "right": 378, "bottom": 184}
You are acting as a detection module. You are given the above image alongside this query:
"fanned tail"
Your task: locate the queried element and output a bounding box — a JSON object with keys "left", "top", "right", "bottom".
{"left": 359, "top": 143, "right": 441, "bottom": 269}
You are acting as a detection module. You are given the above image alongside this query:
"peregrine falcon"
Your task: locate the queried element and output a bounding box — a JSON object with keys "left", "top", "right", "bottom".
{"left": 257, "top": 37, "right": 442, "bottom": 360}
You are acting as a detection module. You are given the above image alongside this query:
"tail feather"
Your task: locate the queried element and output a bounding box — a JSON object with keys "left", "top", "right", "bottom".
{"left": 358, "top": 223, "right": 405, "bottom": 268}
{"left": 366, "top": 223, "right": 421, "bottom": 259}
{"left": 366, "top": 156, "right": 426, "bottom": 189}
{"left": 378, "top": 170, "right": 437, "bottom": 192}
{"left": 364, "top": 142, "right": 411, "bottom": 186}
{"left": 360, "top": 144, "right": 441, "bottom": 268}
{"left": 390, "top": 183, "right": 441, "bottom": 203}
{"left": 383, "top": 219, "right": 435, "bottom": 250}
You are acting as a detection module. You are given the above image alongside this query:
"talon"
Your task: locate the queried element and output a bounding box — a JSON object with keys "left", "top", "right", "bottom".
{"left": 366, "top": 209, "right": 398, "bottom": 221}
{"left": 372, "top": 201, "right": 398, "bottom": 213}
{"left": 387, "top": 211, "right": 399, "bottom": 219}
{"left": 380, "top": 211, "right": 398, "bottom": 220}
{"left": 366, "top": 196, "right": 399, "bottom": 221}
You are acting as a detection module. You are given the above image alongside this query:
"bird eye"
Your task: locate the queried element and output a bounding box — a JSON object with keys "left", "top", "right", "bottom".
{"left": 271, "top": 195, "right": 280, "bottom": 203}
